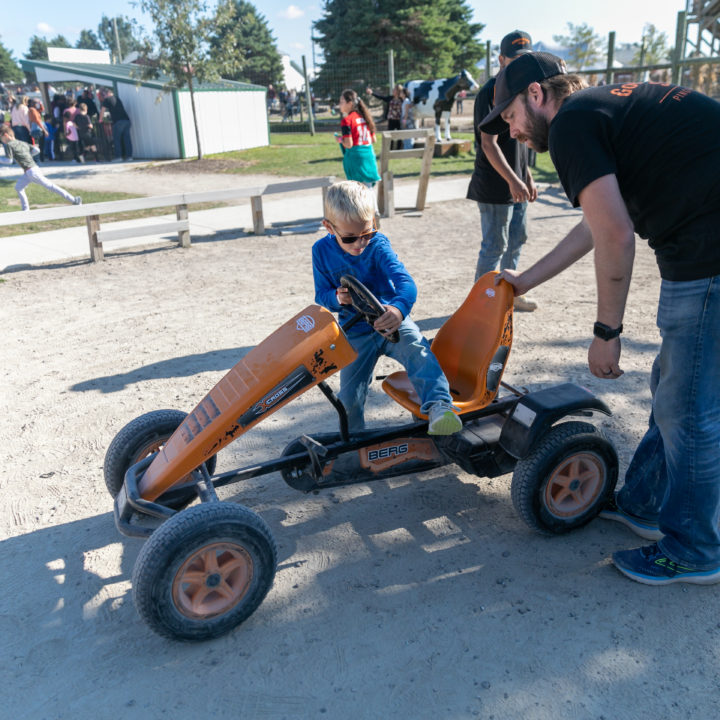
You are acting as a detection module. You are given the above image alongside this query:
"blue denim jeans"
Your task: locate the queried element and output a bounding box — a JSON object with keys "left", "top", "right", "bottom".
{"left": 618, "top": 275, "right": 720, "bottom": 569}
{"left": 112, "top": 119, "right": 132, "bottom": 159}
{"left": 339, "top": 317, "right": 453, "bottom": 432}
{"left": 475, "top": 202, "right": 528, "bottom": 281}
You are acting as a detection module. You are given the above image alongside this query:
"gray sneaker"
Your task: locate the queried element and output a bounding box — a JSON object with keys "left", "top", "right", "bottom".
{"left": 427, "top": 403, "right": 462, "bottom": 436}
{"left": 72, "top": 196, "right": 83, "bottom": 205}
{"left": 513, "top": 295, "right": 538, "bottom": 312}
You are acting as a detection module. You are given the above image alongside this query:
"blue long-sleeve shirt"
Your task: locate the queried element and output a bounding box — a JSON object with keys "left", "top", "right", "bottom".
{"left": 312, "top": 231, "right": 417, "bottom": 335}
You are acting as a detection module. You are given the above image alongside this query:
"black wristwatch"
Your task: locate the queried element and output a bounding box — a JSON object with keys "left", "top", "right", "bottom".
{"left": 593, "top": 322, "right": 623, "bottom": 341}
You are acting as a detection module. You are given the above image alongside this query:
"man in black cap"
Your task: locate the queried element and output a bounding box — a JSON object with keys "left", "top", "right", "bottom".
{"left": 467, "top": 30, "right": 538, "bottom": 312}
{"left": 481, "top": 52, "right": 720, "bottom": 586}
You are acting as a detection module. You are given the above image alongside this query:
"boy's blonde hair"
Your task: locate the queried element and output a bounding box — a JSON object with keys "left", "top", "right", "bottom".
{"left": 0, "top": 123, "right": 13, "bottom": 139}
{"left": 324, "top": 181, "right": 375, "bottom": 224}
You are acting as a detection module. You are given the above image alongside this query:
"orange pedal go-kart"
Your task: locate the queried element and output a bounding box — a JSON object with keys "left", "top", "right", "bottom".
{"left": 106, "top": 272, "right": 618, "bottom": 641}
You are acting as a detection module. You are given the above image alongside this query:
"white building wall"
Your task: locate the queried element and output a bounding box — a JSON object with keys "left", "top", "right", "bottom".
{"left": 177, "top": 89, "right": 268, "bottom": 158}
{"left": 115, "top": 83, "right": 180, "bottom": 159}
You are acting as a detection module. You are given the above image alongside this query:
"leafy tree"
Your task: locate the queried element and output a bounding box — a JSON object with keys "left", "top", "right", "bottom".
{"left": 553, "top": 22, "right": 605, "bottom": 70}
{"left": 48, "top": 35, "right": 72, "bottom": 49}
{"left": 97, "top": 15, "right": 145, "bottom": 61}
{"left": 76, "top": 29, "right": 104, "bottom": 51}
{"left": 0, "top": 37, "right": 23, "bottom": 82}
{"left": 25, "top": 35, "right": 50, "bottom": 60}
{"left": 210, "top": 0, "right": 283, "bottom": 87}
{"left": 633, "top": 23, "right": 670, "bottom": 65}
{"left": 312, "top": 0, "right": 485, "bottom": 96}
{"left": 137, "top": 0, "right": 234, "bottom": 159}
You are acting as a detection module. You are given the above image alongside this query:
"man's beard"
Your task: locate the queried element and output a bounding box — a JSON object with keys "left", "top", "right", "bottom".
{"left": 520, "top": 98, "right": 550, "bottom": 153}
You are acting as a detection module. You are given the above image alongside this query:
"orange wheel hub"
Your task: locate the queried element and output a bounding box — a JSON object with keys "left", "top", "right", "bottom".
{"left": 544, "top": 452, "right": 604, "bottom": 518}
{"left": 172, "top": 542, "right": 254, "bottom": 619}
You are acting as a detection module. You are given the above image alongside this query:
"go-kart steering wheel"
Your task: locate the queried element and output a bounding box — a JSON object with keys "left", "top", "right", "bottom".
{"left": 340, "top": 275, "right": 400, "bottom": 343}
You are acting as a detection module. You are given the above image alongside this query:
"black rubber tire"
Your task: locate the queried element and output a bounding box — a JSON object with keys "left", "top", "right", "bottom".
{"left": 511, "top": 421, "right": 618, "bottom": 536}
{"left": 103, "top": 409, "right": 217, "bottom": 509}
{"left": 132, "top": 502, "right": 277, "bottom": 642}
{"left": 280, "top": 438, "right": 316, "bottom": 492}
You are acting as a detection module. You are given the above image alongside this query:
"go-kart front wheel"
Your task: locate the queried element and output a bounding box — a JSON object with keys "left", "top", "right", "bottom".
{"left": 132, "top": 502, "right": 277, "bottom": 642}
{"left": 511, "top": 421, "right": 618, "bottom": 535}
{"left": 103, "top": 409, "right": 217, "bottom": 510}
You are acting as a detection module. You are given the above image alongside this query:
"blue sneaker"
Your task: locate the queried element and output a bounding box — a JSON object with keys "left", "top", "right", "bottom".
{"left": 598, "top": 495, "right": 663, "bottom": 541}
{"left": 613, "top": 543, "right": 720, "bottom": 585}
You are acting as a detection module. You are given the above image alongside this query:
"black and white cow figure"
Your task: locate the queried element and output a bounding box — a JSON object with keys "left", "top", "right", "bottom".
{"left": 406, "top": 69, "right": 479, "bottom": 142}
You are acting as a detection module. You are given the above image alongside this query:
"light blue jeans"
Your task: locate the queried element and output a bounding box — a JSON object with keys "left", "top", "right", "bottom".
{"left": 475, "top": 202, "right": 528, "bottom": 281}
{"left": 618, "top": 275, "right": 720, "bottom": 569}
{"left": 339, "top": 317, "right": 453, "bottom": 432}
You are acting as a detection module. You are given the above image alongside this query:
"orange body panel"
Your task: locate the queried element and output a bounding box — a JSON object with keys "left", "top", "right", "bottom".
{"left": 382, "top": 272, "right": 513, "bottom": 417}
{"left": 138, "top": 306, "right": 357, "bottom": 501}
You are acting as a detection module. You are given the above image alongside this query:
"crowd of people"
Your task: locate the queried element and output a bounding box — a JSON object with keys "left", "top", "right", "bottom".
{"left": 1, "top": 84, "right": 133, "bottom": 165}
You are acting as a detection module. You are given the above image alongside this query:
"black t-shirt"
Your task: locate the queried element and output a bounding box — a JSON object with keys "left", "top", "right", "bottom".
{"left": 102, "top": 95, "right": 130, "bottom": 123}
{"left": 467, "top": 77, "right": 528, "bottom": 204}
{"left": 550, "top": 82, "right": 720, "bottom": 281}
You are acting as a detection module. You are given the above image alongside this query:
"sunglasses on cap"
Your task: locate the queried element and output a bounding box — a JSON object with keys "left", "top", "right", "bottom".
{"left": 327, "top": 220, "right": 377, "bottom": 244}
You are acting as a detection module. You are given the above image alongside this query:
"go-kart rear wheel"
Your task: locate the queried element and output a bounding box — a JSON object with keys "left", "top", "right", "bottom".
{"left": 132, "top": 502, "right": 277, "bottom": 642}
{"left": 511, "top": 421, "right": 618, "bottom": 535}
{"left": 103, "top": 409, "right": 217, "bottom": 510}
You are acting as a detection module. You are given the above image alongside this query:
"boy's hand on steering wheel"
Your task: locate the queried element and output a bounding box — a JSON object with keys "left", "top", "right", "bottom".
{"left": 336, "top": 287, "right": 352, "bottom": 305}
{"left": 374, "top": 305, "right": 403, "bottom": 336}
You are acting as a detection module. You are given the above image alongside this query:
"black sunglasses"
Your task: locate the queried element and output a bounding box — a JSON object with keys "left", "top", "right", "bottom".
{"left": 327, "top": 221, "right": 377, "bottom": 244}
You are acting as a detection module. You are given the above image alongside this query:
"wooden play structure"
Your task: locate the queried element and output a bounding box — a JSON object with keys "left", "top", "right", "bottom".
{"left": 376, "top": 128, "right": 435, "bottom": 218}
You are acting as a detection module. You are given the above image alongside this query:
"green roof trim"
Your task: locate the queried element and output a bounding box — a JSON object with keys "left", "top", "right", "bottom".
{"left": 20, "top": 59, "right": 266, "bottom": 92}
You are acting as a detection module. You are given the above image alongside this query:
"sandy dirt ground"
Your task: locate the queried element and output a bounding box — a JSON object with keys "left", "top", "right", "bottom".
{"left": 1, "top": 169, "right": 719, "bottom": 720}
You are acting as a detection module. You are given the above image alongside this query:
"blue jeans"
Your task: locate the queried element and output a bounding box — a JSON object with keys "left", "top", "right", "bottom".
{"left": 339, "top": 317, "right": 453, "bottom": 432}
{"left": 618, "top": 275, "right": 720, "bottom": 569}
{"left": 112, "top": 119, "right": 132, "bottom": 159}
{"left": 475, "top": 202, "right": 528, "bottom": 281}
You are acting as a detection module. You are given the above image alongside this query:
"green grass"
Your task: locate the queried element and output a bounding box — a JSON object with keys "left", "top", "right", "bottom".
{"left": 0, "top": 133, "right": 559, "bottom": 237}
{"left": 206, "top": 131, "right": 559, "bottom": 184}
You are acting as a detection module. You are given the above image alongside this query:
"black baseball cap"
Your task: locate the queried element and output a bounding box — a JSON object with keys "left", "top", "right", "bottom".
{"left": 500, "top": 30, "right": 532, "bottom": 58}
{"left": 480, "top": 52, "right": 566, "bottom": 134}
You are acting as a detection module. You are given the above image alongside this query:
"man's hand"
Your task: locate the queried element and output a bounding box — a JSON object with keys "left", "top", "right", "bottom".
{"left": 374, "top": 305, "right": 403, "bottom": 336}
{"left": 336, "top": 287, "right": 352, "bottom": 305}
{"left": 494, "top": 269, "right": 531, "bottom": 296}
{"left": 527, "top": 172, "right": 537, "bottom": 202}
{"left": 588, "top": 337, "right": 623, "bottom": 379}
{"left": 508, "top": 176, "right": 530, "bottom": 204}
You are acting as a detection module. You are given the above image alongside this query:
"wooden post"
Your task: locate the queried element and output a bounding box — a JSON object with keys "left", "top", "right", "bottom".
{"left": 86, "top": 215, "right": 103, "bottom": 262}
{"left": 377, "top": 133, "right": 392, "bottom": 216}
{"left": 672, "top": 10, "right": 687, "bottom": 85}
{"left": 605, "top": 31, "right": 616, "bottom": 85}
{"left": 251, "top": 195, "right": 265, "bottom": 235}
{"left": 302, "top": 55, "right": 315, "bottom": 136}
{"left": 416, "top": 135, "right": 435, "bottom": 211}
{"left": 176, "top": 204, "right": 191, "bottom": 247}
{"left": 382, "top": 170, "right": 394, "bottom": 217}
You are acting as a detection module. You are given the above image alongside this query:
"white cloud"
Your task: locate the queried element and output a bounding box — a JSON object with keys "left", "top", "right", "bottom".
{"left": 37, "top": 22, "right": 55, "bottom": 34}
{"left": 279, "top": 5, "right": 304, "bottom": 20}
{"left": 291, "top": 42, "right": 305, "bottom": 50}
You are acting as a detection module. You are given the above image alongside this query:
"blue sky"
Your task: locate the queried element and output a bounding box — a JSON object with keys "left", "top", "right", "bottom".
{"left": 2, "top": 0, "right": 685, "bottom": 70}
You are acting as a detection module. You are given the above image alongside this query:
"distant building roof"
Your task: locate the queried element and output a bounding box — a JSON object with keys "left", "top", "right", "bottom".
{"left": 20, "top": 58, "right": 265, "bottom": 92}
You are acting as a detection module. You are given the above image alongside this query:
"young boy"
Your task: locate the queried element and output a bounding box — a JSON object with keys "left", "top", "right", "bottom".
{"left": 0, "top": 123, "right": 81, "bottom": 211}
{"left": 312, "top": 180, "right": 461, "bottom": 435}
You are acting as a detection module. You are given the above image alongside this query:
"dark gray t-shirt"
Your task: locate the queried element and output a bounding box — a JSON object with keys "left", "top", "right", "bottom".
{"left": 550, "top": 82, "right": 720, "bottom": 281}
{"left": 467, "top": 77, "right": 528, "bottom": 205}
